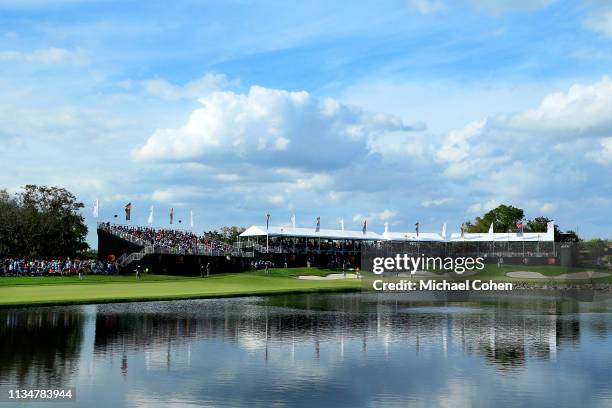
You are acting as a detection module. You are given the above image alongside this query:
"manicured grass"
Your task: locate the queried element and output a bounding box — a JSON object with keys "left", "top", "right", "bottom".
{"left": 257, "top": 267, "right": 346, "bottom": 277}
{"left": 0, "top": 269, "right": 361, "bottom": 308}
{"left": 0, "top": 274, "right": 189, "bottom": 286}
{"left": 478, "top": 264, "right": 591, "bottom": 277}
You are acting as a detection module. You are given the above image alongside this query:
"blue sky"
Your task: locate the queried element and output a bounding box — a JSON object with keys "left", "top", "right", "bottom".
{"left": 0, "top": 0, "right": 611, "bottom": 245}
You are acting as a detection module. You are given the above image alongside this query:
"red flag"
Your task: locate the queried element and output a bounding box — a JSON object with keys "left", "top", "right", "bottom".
{"left": 125, "top": 202, "right": 132, "bottom": 221}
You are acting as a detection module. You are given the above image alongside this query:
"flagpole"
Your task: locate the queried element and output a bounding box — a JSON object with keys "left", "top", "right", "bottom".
{"left": 266, "top": 213, "right": 270, "bottom": 253}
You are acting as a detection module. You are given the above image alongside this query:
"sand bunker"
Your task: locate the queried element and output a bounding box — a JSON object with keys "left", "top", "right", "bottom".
{"left": 396, "top": 270, "right": 478, "bottom": 278}
{"left": 297, "top": 273, "right": 358, "bottom": 280}
{"left": 506, "top": 271, "right": 610, "bottom": 280}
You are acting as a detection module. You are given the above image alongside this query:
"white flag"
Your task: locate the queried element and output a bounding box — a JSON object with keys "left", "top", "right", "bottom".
{"left": 92, "top": 199, "right": 99, "bottom": 218}
{"left": 148, "top": 205, "right": 154, "bottom": 224}
{"left": 190, "top": 210, "right": 194, "bottom": 228}
{"left": 291, "top": 213, "right": 296, "bottom": 229}
{"left": 488, "top": 223, "right": 494, "bottom": 236}
{"left": 340, "top": 218, "right": 345, "bottom": 232}
{"left": 384, "top": 222, "right": 389, "bottom": 234}
{"left": 441, "top": 223, "right": 446, "bottom": 239}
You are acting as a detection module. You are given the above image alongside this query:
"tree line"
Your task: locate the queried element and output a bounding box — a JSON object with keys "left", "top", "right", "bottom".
{"left": 464, "top": 204, "right": 579, "bottom": 242}
{"left": 0, "top": 185, "right": 89, "bottom": 258}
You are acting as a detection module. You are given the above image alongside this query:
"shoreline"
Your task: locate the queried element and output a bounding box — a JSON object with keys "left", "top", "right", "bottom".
{"left": 0, "top": 285, "right": 360, "bottom": 309}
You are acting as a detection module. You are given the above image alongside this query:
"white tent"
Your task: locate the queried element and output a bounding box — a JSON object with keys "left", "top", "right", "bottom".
{"left": 240, "top": 221, "right": 555, "bottom": 243}
{"left": 240, "top": 225, "right": 383, "bottom": 241}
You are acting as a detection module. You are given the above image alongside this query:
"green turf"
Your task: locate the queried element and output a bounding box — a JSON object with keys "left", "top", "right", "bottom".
{"left": 478, "top": 264, "right": 592, "bottom": 277}
{"left": 0, "top": 274, "right": 190, "bottom": 286}
{"left": 0, "top": 269, "right": 361, "bottom": 308}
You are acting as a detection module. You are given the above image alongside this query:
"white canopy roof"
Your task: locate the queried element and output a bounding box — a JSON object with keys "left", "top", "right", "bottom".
{"left": 240, "top": 225, "right": 383, "bottom": 241}
{"left": 240, "top": 221, "right": 555, "bottom": 242}
{"left": 381, "top": 231, "right": 446, "bottom": 242}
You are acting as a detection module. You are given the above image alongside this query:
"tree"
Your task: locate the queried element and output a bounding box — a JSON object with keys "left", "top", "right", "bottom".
{"left": 526, "top": 216, "right": 551, "bottom": 233}
{"left": 466, "top": 205, "right": 581, "bottom": 242}
{"left": 203, "top": 226, "right": 246, "bottom": 244}
{"left": 219, "top": 226, "right": 246, "bottom": 244}
{"left": 466, "top": 204, "right": 524, "bottom": 233}
{"left": 0, "top": 185, "right": 88, "bottom": 258}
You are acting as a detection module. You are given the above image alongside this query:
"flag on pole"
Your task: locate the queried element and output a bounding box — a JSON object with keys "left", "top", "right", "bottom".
{"left": 488, "top": 223, "right": 494, "bottom": 236}
{"left": 266, "top": 213, "right": 270, "bottom": 230}
{"left": 170, "top": 208, "right": 174, "bottom": 224}
{"left": 516, "top": 221, "right": 524, "bottom": 236}
{"left": 460, "top": 223, "right": 465, "bottom": 238}
{"left": 148, "top": 206, "right": 154, "bottom": 224}
{"left": 362, "top": 220, "right": 367, "bottom": 234}
{"left": 190, "top": 210, "right": 194, "bottom": 228}
{"left": 384, "top": 222, "right": 389, "bottom": 234}
{"left": 415, "top": 222, "right": 420, "bottom": 237}
{"left": 441, "top": 223, "right": 446, "bottom": 239}
{"left": 92, "top": 199, "right": 99, "bottom": 219}
{"left": 316, "top": 216, "right": 320, "bottom": 232}
{"left": 340, "top": 218, "right": 344, "bottom": 232}
{"left": 125, "top": 202, "right": 131, "bottom": 221}
{"left": 291, "top": 213, "right": 296, "bottom": 229}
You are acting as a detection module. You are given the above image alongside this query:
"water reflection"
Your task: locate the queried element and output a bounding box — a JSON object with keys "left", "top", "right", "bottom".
{"left": 0, "top": 308, "right": 84, "bottom": 388}
{"left": 1, "top": 293, "right": 612, "bottom": 407}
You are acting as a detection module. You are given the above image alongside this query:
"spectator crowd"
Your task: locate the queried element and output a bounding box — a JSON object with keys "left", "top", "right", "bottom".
{"left": 104, "top": 224, "right": 236, "bottom": 255}
{"left": 1, "top": 258, "right": 117, "bottom": 276}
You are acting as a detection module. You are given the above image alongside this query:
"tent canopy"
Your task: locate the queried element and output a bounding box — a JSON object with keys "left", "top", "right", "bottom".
{"left": 240, "top": 225, "right": 382, "bottom": 241}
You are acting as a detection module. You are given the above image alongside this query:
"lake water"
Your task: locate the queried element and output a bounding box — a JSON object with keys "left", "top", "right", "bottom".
{"left": 2, "top": 292, "right": 612, "bottom": 407}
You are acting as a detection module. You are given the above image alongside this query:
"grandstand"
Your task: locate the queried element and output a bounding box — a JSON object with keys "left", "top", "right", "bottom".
{"left": 98, "top": 219, "right": 587, "bottom": 274}
{"left": 97, "top": 223, "right": 253, "bottom": 275}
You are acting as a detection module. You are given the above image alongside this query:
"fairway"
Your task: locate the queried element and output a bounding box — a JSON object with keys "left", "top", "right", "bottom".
{"left": 0, "top": 269, "right": 361, "bottom": 308}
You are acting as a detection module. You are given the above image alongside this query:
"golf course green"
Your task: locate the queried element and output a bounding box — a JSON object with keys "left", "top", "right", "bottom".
{"left": 0, "top": 268, "right": 361, "bottom": 308}
{"left": 2, "top": 265, "right": 610, "bottom": 308}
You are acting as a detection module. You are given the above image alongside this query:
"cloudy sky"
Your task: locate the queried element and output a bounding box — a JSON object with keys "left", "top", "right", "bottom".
{"left": 0, "top": 0, "right": 611, "bottom": 244}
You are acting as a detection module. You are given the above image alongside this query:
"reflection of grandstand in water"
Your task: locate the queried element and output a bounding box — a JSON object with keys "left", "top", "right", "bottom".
{"left": 91, "top": 295, "right": 585, "bottom": 371}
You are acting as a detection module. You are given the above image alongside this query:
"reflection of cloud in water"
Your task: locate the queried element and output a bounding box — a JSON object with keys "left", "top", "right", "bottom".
{"left": 3, "top": 294, "right": 612, "bottom": 406}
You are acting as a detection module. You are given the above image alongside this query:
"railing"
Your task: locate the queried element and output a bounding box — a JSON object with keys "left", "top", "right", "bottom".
{"left": 99, "top": 223, "right": 253, "bottom": 259}
{"left": 98, "top": 223, "right": 148, "bottom": 247}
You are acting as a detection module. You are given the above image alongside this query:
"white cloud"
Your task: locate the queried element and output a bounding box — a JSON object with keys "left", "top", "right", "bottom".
{"left": 408, "top": 0, "right": 556, "bottom": 15}
{"left": 0, "top": 47, "right": 89, "bottom": 64}
{"left": 585, "top": 8, "right": 612, "bottom": 37}
{"left": 352, "top": 209, "right": 398, "bottom": 223}
{"left": 465, "top": 0, "right": 557, "bottom": 13}
{"left": 268, "top": 195, "right": 285, "bottom": 205}
{"left": 408, "top": 0, "right": 446, "bottom": 15}
{"left": 133, "top": 85, "right": 416, "bottom": 170}
{"left": 587, "top": 137, "right": 612, "bottom": 164}
{"left": 141, "top": 73, "right": 233, "bottom": 100}
{"left": 435, "top": 120, "right": 486, "bottom": 163}
{"left": 468, "top": 199, "right": 500, "bottom": 214}
{"left": 498, "top": 76, "right": 612, "bottom": 138}
{"left": 540, "top": 202, "right": 556, "bottom": 213}
{"left": 421, "top": 198, "right": 452, "bottom": 207}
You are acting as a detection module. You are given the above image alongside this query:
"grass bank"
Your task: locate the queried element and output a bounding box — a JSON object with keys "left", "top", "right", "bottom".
{"left": 0, "top": 268, "right": 360, "bottom": 308}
